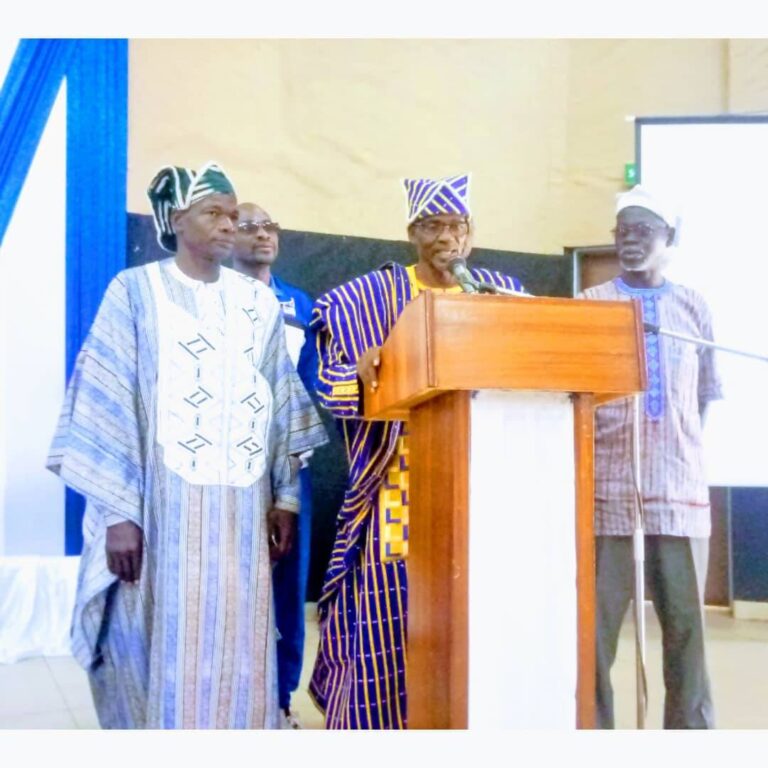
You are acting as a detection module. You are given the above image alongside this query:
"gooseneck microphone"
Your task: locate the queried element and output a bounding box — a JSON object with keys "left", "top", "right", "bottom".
{"left": 447, "top": 258, "right": 479, "bottom": 294}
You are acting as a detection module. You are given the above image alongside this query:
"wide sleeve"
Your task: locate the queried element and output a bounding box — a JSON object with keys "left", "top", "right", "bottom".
{"left": 296, "top": 310, "right": 320, "bottom": 400}
{"left": 261, "top": 304, "right": 327, "bottom": 512}
{"left": 46, "top": 273, "right": 144, "bottom": 528}
{"left": 310, "top": 290, "right": 367, "bottom": 419}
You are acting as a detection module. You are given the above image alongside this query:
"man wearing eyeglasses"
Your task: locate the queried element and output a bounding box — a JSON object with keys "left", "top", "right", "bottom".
{"left": 580, "top": 185, "right": 723, "bottom": 729}
{"left": 307, "top": 174, "right": 525, "bottom": 729}
{"left": 232, "top": 203, "right": 321, "bottom": 729}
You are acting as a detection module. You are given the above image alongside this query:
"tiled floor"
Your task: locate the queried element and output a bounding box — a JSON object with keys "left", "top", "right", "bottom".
{"left": 612, "top": 605, "right": 768, "bottom": 729}
{"left": 2, "top": 604, "right": 768, "bottom": 729}
{"left": 0, "top": 654, "right": 100, "bottom": 729}
{"left": 0, "top": 603, "right": 324, "bottom": 730}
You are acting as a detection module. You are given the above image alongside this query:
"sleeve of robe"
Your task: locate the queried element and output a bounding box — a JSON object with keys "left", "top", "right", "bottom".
{"left": 46, "top": 272, "right": 144, "bottom": 529}
{"left": 260, "top": 304, "right": 327, "bottom": 513}
{"left": 45, "top": 273, "right": 144, "bottom": 668}
{"left": 310, "top": 285, "right": 368, "bottom": 420}
{"left": 695, "top": 294, "right": 724, "bottom": 410}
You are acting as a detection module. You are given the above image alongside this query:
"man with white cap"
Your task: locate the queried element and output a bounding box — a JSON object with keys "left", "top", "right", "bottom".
{"left": 580, "top": 184, "right": 723, "bottom": 728}
{"left": 307, "top": 174, "right": 525, "bottom": 728}
{"left": 47, "top": 162, "right": 326, "bottom": 728}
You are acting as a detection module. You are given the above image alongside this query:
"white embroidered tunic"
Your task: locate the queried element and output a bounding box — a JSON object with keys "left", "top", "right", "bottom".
{"left": 148, "top": 261, "right": 278, "bottom": 487}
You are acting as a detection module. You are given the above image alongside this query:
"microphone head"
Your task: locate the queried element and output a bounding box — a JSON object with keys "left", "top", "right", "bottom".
{"left": 446, "top": 257, "right": 478, "bottom": 293}
{"left": 447, "top": 257, "right": 469, "bottom": 278}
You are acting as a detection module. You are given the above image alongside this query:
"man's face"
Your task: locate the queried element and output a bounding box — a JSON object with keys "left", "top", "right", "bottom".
{"left": 407, "top": 213, "right": 472, "bottom": 272}
{"left": 613, "top": 206, "right": 673, "bottom": 273}
{"left": 172, "top": 193, "right": 238, "bottom": 261}
{"left": 232, "top": 203, "right": 280, "bottom": 267}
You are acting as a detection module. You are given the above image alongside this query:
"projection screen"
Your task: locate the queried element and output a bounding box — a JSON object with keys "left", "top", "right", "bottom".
{"left": 638, "top": 117, "right": 768, "bottom": 487}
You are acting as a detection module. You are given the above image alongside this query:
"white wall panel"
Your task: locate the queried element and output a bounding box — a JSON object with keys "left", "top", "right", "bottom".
{"left": 468, "top": 390, "right": 577, "bottom": 728}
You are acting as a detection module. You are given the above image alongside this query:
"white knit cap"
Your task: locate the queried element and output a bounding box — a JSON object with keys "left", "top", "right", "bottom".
{"left": 616, "top": 184, "right": 678, "bottom": 229}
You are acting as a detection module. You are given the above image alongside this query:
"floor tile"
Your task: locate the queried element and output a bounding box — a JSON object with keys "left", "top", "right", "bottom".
{"left": 70, "top": 705, "right": 100, "bottom": 729}
{"left": 289, "top": 605, "right": 324, "bottom": 730}
{"left": 44, "top": 656, "right": 94, "bottom": 710}
{"left": 612, "top": 606, "right": 768, "bottom": 730}
{"left": 0, "top": 657, "right": 68, "bottom": 717}
{"left": 0, "top": 708, "right": 75, "bottom": 729}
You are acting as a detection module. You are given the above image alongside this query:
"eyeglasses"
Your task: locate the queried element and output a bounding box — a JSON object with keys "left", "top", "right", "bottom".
{"left": 237, "top": 220, "right": 280, "bottom": 235}
{"left": 611, "top": 223, "right": 668, "bottom": 239}
{"left": 414, "top": 218, "right": 470, "bottom": 238}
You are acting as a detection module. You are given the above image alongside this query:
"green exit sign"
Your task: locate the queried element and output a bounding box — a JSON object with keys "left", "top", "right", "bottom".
{"left": 624, "top": 163, "right": 637, "bottom": 185}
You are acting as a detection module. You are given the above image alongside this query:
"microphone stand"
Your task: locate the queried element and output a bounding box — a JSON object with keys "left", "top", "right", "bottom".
{"left": 643, "top": 322, "right": 768, "bottom": 364}
{"left": 628, "top": 320, "right": 767, "bottom": 729}
{"left": 631, "top": 394, "right": 648, "bottom": 729}
{"left": 474, "top": 280, "right": 528, "bottom": 297}
{"left": 447, "top": 258, "right": 529, "bottom": 297}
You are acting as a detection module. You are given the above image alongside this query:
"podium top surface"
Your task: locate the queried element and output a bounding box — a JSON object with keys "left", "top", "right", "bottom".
{"left": 364, "top": 292, "right": 646, "bottom": 420}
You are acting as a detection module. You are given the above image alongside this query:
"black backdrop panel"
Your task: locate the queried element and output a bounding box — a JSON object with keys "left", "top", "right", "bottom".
{"left": 128, "top": 213, "right": 571, "bottom": 598}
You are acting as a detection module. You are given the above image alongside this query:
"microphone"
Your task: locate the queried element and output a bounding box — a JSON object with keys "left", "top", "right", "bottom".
{"left": 643, "top": 321, "right": 660, "bottom": 334}
{"left": 447, "top": 258, "right": 478, "bottom": 294}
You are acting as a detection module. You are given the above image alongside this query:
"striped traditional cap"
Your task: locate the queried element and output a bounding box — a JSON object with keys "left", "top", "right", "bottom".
{"left": 147, "top": 161, "right": 236, "bottom": 252}
{"left": 403, "top": 173, "right": 471, "bottom": 224}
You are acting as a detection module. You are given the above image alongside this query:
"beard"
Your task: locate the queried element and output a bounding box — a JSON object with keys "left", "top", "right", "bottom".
{"left": 236, "top": 247, "right": 275, "bottom": 266}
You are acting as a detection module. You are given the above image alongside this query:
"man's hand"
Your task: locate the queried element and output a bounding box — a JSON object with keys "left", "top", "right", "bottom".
{"left": 356, "top": 346, "right": 382, "bottom": 392}
{"left": 106, "top": 520, "right": 143, "bottom": 583}
{"left": 268, "top": 506, "right": 296, "bottom": 562}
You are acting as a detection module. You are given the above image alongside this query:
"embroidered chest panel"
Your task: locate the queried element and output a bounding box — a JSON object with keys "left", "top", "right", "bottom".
{"left": 148, "top": 263, "right": 277, "bottom": 487}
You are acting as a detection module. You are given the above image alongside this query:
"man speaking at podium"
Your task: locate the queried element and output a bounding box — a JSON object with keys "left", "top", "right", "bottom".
{"left": 581, "top": 185, "right": 723, "bottom": 729}
{"left": 308, "top": 174, "right": 524, "bottom": 728}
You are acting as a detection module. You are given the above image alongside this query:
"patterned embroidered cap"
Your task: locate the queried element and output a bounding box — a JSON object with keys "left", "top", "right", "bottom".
{"left": 147, "top": 162, "right": 236, "bottom": 252}
{"left": 402, "top": 173, "right": 471, "bottom": 224}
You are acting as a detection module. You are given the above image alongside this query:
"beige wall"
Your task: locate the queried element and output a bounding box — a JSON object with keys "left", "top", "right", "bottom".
{"left": 728, "top": 40, "right": 768, "bottom": 111}
{"left": 564, "top": 39, "right": 727, "bottom": 247}
{"left": 128, "top": 39, "right": 764, "bottom": 255}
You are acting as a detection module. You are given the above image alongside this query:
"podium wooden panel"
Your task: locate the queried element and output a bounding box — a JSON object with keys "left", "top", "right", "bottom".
{"left": 363, "top": 292, "right": 645, "bottom": 729}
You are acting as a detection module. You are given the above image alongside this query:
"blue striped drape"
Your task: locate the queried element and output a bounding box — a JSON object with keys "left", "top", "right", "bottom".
{"left": 65, "top": 39, "right": 129, "bottom": 554}
{"left": 0, "top": 39, "right": 76, "bottom": 246}
{"left": 0, "top": 38, "right": 128, "bottom": 554}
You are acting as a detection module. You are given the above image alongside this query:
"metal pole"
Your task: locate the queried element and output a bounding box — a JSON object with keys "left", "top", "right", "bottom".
{"left": 645, "top": 324, "right": 768, "bottom": 364}
{"left": 632, "top": 394, "right": 648, "bottom": 729}
{"left": 474, "top": 280, "right": 530, "bottom": 297}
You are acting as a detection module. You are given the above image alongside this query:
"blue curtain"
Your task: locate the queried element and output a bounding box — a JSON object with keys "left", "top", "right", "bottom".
{"left": 65, "top": 40, "right": 129, "bottom": 554}
{"left": 0, "top": 39, "right": 76, "bottom": 246}
{"left": 0, "top": 39, "right": 128, "bottom": 555}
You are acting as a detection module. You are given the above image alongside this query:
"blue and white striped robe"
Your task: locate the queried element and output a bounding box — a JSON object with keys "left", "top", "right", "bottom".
{"left": 47, "top": 259, "right": 326, "bottom": 729}
{"left": 308, "top": 261, "right": 524, "bottom": 729}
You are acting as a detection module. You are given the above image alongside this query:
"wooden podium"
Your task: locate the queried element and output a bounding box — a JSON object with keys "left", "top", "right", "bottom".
{"left": 363, "top": 292, "right": 645, "bottom": 730}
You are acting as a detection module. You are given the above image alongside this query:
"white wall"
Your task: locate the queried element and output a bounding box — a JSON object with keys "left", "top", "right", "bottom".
{"left": 0, "top": 41, "right": 66, "bottom": 555}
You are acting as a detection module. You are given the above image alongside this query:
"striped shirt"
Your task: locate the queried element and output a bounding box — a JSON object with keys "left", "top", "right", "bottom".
{"left": 580, "top": 278, "right": 723, "bottom": 537}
